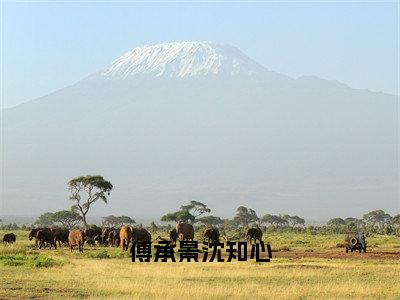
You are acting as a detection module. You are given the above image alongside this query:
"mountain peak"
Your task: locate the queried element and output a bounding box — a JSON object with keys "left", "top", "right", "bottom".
{"left": 102, "top": 41, "right": 265, "bottom": 78}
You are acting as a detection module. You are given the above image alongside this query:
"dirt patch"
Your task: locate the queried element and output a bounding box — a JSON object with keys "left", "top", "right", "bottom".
{"left": 272, "top": 250, "right": 400, "bottom": 260}
{"left": 272, "top": 264, "right": 331, "bottom": 269}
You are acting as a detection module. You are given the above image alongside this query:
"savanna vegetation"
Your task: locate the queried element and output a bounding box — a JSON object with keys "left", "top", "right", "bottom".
{"left": 1, "top": 229, "right": 400, "bottom": 299}
{"left": 1, "top": 175, "right": 399, "bottom": 299}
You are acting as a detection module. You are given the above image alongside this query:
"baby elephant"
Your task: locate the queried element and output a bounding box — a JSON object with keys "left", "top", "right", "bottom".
{"left": 2, "top": 233, "right": 16, "bottom": 244}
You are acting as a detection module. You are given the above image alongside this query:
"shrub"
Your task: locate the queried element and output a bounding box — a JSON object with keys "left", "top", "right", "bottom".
{"left": 28, "top": 255, "right": 61, "bottom": 268}
{"left": 88, "top": 250, "right": 111, "bottom": 259}
{"left": 0, "top": 254, "right": 61, "bottom": 268}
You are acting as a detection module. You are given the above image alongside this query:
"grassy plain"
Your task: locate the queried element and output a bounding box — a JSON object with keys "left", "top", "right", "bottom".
{"left": 1, "top": 230, "right": 399, "bottom": 299}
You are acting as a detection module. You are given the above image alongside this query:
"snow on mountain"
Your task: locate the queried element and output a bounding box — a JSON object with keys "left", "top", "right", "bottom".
{"left": 102, "top": 41, "right": 266, "bottom": 78}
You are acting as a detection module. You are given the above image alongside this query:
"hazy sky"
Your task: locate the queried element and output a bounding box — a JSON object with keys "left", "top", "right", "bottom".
{"left": 2, "top": 1, "right": 398, "bottom": 108}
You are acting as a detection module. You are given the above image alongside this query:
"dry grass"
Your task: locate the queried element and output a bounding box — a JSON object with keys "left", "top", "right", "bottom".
{"left": 1, "top": 230, "right": 399, "bottom": 299}
{"left": 1, "top": 256, "right": 400, "bottom": 299}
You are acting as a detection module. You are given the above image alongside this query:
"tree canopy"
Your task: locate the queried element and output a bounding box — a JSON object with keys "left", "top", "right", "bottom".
{"left": 102, "top": 215, "right": 135, "bottom": 227}
{"left": 260, "top": 214, "right": 288, "bottom": 227}
{"left": 282, "top": 215, "right": 305, "bottom": 227}
{"left": 196, "top": 215, "right": 224, "bottom": 227}
{"left": 180, "top": 201, "right": 211, "bottom": 218}
{"left": 363, "top": 210, "right": 391, "bottom": 229}
{"left": 391, "top": 214, "right": 400, "bottom": 226}
{"left": 68, "top": 175, "right": 113, "bottom": 229}
{"left": 161, "top": 200, "right": 211, "bottom": 224}
{"left": 234, "top": 206, "right": 259, "bottom": 227}
{"left": 327, "top": 218, "right": 346, "bottom": 227}
{"left": 161, "top": 210, "right": 195, "bottom": 223}
{"left": 52, "top": 210, "right": 82, "bottom": 229}
{"left": 34, "top": 212, "right": 55, "bottom": 227}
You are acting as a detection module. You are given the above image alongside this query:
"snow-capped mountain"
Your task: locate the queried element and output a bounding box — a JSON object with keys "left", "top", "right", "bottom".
{"left": 2, "top": 42, "right": 398, "bottom": 219}
{"left": 102, "top": 41, "right": 265, "bottom": 78}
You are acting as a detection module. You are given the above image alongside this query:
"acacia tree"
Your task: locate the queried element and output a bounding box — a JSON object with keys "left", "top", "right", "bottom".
{"left": 52, "top": 210, "right": 82, "bottom": 229}
{"left": 234, "top": 206, "right": 259, "bottom": 227}
{"left": 102, "top": 215, "right": 135, "bottom": 227}
{"left": 68, "top": 175, "right": 113, "bottom": 230}
{"left": 180, "top": 201, "right": 211, "bottom": 218}
{"left": 282, "top": 215, "right": 305, "bottom": 227}
{"left": 35, "top": 212, "right": 55, "bottom": 227}
{"left": 196, "top": 216, "right": 224, "bottom": 227}
{"left": 363, "top": 210, "right": 391, "bottom": 231}
{"left": 161, "top": 201, "right": 210, "bottom": 224}
{"left": 327, "top": 218, "right": 346, "bottom": 227}
{"left": 261, "top": 214, "right": 288, "bottom": 228}
{"left": 161, "top": 210, "right": 195, "bottom": 223}
{"left": 290, "top": 216, "right": 305, "bottom": 227}
{"left": 391, "top": 214, "right": 400, "bottom": 227}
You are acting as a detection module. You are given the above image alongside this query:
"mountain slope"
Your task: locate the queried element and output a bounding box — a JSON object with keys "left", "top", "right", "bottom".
{"left": 2, "top": 42, "right": 398, "bottom": 219}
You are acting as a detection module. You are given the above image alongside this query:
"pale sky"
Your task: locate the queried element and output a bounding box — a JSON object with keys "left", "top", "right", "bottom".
{"left": 2, "top": 1, "right": 399, "bottom": 108}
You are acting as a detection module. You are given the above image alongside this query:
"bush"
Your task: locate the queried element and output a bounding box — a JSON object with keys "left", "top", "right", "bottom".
{"left": 0, "top": 254, "right": 61, "bottom": 268}
{"left": 88, "top": 250, "right": 111, "bottom": 259}
{"left": 28, "top": 255, "right": 61, "bottom": 268}
{"left": 0, "top": 254, "right": 26, "bottom": 266}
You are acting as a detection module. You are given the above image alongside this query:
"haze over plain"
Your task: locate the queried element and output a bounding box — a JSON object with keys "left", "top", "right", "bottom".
{"left": 2, "top": 41, "right": 398, "bottom": 220}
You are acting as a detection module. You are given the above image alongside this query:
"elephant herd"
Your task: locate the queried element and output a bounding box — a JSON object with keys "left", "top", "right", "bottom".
{"left": 2, "top": 224, "right": 263, "bottom": 252}
{"left": 27, "top": 227, "right": 85, "bottom": 252}
{"left": 89, "top": 226, "right": 152, "bottom": 250}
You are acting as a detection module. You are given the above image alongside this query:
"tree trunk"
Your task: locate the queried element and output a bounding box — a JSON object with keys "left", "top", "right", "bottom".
{"left": 82, "top": 214, "right": 88, "bottom": 230}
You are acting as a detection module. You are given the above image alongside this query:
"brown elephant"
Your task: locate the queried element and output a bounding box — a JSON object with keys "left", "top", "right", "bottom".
{"left": 119, "top": 226, "right": 132, "bottom": 251}
{"left": 68, "top": 229, "right": 85, "bottom": 252}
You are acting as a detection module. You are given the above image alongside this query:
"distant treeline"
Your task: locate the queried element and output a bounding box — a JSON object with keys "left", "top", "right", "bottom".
{"left": 1, "top": 205, "right": 399, "bottom": 236}
{"left": 2, "top": 175, "right": 399, "bottom": 236}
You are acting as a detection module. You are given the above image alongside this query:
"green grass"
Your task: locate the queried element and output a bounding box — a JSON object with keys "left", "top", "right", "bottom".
{"left": 0, "top": 253, "right": 62, "bottom": 268}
